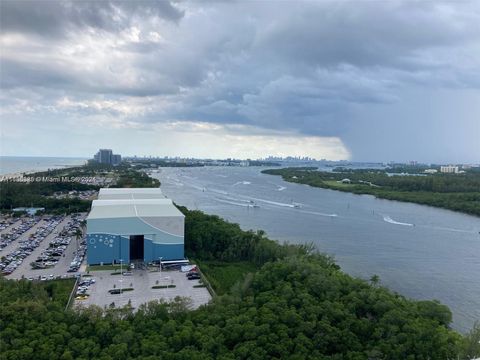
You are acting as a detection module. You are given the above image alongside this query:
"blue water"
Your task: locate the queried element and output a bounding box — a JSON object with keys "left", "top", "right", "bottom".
{"left": 153, "top": 166, "right": 480, "bottom": 333}
{"left": 0, "top": 156, "right": 87, "bottom": 175}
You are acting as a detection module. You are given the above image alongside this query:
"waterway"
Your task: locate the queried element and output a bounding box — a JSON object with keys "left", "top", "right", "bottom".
{"left": 153, "top": 166, "right": 480, "bottom": 332}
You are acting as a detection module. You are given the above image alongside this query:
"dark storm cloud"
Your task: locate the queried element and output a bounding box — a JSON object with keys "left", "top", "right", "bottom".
{"left": 0, "top": 0, "right": 183, "bottom": 37}
{"left": 1, "top": 0, "right": 479, "bottom": 161}
{"left": 253, "top": 1, "right": 478, "bottom": 68}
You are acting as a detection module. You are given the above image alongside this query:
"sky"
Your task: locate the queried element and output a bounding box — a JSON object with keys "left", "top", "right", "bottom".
{"left": 0, "top": 0, "right": 479, "bottom": 163}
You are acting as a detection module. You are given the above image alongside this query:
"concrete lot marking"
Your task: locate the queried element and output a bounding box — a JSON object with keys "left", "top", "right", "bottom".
{"left": 75, "top": 268, "right": 211, "bottom": 310}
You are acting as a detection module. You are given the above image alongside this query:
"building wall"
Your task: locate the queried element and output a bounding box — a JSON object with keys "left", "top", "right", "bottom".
{"left": 87, "top": 233, "right": 184, "bottom": 265}
{"left": 440, "top": 165, "right": 459, "bottom": 173}
{"left": 87, "top": 234, "right": 129, "bottom": 265}
{"left": 143, "top": 240, "right": 184, "bottom": 263}
{"left": 86, "top": 216, "right": 184, "bottom": 265}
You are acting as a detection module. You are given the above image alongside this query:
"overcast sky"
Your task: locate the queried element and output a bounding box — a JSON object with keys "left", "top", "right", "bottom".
{"left": 1, "top": 0, "right": 479, "bottom": 162}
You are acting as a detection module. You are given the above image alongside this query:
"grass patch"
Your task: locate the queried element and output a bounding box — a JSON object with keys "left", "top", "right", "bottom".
{"left": 82, "top": 274, "right": 92, "bottom": 277}
{"left": 151, "top": 284, "right": 176, "bottom": 289}
{"left": 322, "top": 180, "right": 358, "bottom": 189}
{"left": 87, "top": 265, "right": 125, "bottom": 271}
{"left": 108, "top": 288, "right": 134, "bottom": 294}
{"left": 195, "top": 260, "right": 258, "bottom": 295}
{"left": 193, "top": 284, "right": 206, "bottom": 288}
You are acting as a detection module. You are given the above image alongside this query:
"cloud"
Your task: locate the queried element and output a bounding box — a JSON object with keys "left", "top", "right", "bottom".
{"left": 1, "top": 1, "right": 479, "bottom": 161}
{"left": 0, "top": 1, "right": 184, "bottom": 37}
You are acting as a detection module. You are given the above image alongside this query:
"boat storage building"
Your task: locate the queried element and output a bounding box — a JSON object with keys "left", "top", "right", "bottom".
{"left": 86, "top": 188, "right": 184, "bottom": 265}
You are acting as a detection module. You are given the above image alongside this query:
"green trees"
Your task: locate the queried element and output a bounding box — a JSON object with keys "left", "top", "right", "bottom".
{"left": 262, "top": 168, "right": 480, "bottom": 216}
{"left": 0, "top": 208, "right": 476, "bottom": 359}
{"left": 0, "top": 181, "right": 95, "bottom": 214}
{"left": 73, "top": 228, "right": 83, "bottom": 251}
{"left": 459, "top": 322, "right": 480, "bottom": 359}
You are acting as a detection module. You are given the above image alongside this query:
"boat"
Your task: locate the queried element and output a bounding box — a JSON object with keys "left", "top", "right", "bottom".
{"left": 291, "top": 201, "right": 301, "bottom": 208}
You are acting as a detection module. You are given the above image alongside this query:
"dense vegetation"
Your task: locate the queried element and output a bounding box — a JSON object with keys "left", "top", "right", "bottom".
{"left": 113, "top": 168, "right": 160, "bottom": 188}
{"left": 262, "top": 167, "right": 480, "bottom": 216}
{"left": 33, "top": 162, "right": 160, "bottom": 188}
{"left": 180, "top": 206, "right": 310, "bottom": 266}
{"left": 0, "top": 163, "right": 159, "bottom": 214}
{"left": 194, "top": 260, "right": 258, "bottom": 295}
{"left": 1, "top": 166, "right": 479, "bottom": 358}
{"left": 2, "top": 206, "right": 479, "bottom": 359}
{"left": 0, "top": 181, "right": 96, "bottom": 214}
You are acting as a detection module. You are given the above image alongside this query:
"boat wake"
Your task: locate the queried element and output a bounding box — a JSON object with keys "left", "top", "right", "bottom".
{"left": 277, "top": 186, "right": 286, "bottom": 191}
{"left": 215, "top": 198, "right": 259, "bottom": 208}
{"left": 232, "top": 181, "right": 252, "bottom": 186}
{"left": 249, "top": 197, "right": 299, "bottom": 208}
{"left": 297, "top": 210, "right": 338, "bottom": 218}
{"left": 187, "top": 184, "right": 204, "bottom": 191}
{"left": 383, "top": 215, "right": 413, "bottom": 227}
{"left": 221, "top": 195, "right": 255, "bottom": 204}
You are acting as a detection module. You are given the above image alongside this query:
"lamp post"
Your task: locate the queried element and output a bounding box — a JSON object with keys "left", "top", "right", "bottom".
{"left": 119, "top": 259, "right": 123, "bottom": 300}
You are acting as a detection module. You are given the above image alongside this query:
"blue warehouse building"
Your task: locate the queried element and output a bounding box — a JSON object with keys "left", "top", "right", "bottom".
{"left": 86, "top": 188, "right": 184, "bottom": 265}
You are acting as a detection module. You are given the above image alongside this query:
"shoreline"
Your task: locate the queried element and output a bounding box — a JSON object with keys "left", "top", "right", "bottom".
{"left": 262, "top": 169, "right": 480, "bottom": 218}
{"left": 0, "top": 164, "right": 87, "bottom": 178}
{"left": 0, "top": 156, "right": 87, "bottom": 178}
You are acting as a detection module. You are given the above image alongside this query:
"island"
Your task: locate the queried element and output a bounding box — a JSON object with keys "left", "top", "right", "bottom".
{"left": 262, "top": 167, "right": 480, "bottom": 217}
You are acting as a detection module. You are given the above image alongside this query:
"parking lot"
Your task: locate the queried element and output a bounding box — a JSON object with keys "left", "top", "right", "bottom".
{"left": 1, "top": 213, "right": 87, "bottom": 280}
{"left": 2, "top": 214, "right": 212, "bottom": 311}
{"left": 0, "top": 217, "right": 21, "bottom": 232}
{"left": 75, "top": 268, "right": 212, "bottom": 310}
{"left": 0, "top": 217, "right": 39, "bottom": 252}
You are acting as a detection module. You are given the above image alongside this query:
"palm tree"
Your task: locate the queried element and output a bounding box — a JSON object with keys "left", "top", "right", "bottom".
{"left": 74, "top": 228, "right": 83, "bottom": 252}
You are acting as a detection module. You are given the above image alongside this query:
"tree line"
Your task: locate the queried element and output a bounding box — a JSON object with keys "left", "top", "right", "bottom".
{"left": 1, "top": 206, "right": 479, "bottom": 359}
{"left": 262, "top": 168, "right": 480, "bottom": 216}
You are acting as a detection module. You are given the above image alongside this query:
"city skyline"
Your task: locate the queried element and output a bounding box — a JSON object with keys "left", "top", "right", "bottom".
{"left": 1, "top": 1, "right": 479, "bottom": 163}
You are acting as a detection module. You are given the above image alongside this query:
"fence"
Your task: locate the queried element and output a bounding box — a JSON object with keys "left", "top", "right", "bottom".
{"left": 196, "top": 267, "right": 217, "bottom": 298}
{"left": 65, "top": 276, "right": 80, "bottom": 310}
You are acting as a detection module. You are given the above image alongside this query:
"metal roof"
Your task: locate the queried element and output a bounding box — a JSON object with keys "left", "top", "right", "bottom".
{"left": 98, "top": 188, "right": 164, "bottom": 200}
{"left": 87, "top": 198, "right": 184, "bottom": 220}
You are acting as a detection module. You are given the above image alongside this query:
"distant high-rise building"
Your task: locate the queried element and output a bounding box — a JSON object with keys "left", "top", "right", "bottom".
{"left": 98, "top": 149, "right": 112, "bottom": 164}
{"left": 112, "top": 154, "right": 122, "bottom": 166}
{"left": 92, "top": 149, "right": 122, "bottom": 166}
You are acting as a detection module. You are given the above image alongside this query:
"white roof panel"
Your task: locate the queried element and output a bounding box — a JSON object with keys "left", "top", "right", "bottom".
{"left": 87, "top": 198, "right": 184, "bottom": 220}
{"left": 98, "top": 188, "right": 164, "bottom": 200}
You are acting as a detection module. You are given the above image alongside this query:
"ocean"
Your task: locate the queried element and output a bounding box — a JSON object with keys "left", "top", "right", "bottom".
{"left": 0, "top": 156, "right": 87, "bottom": 176}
